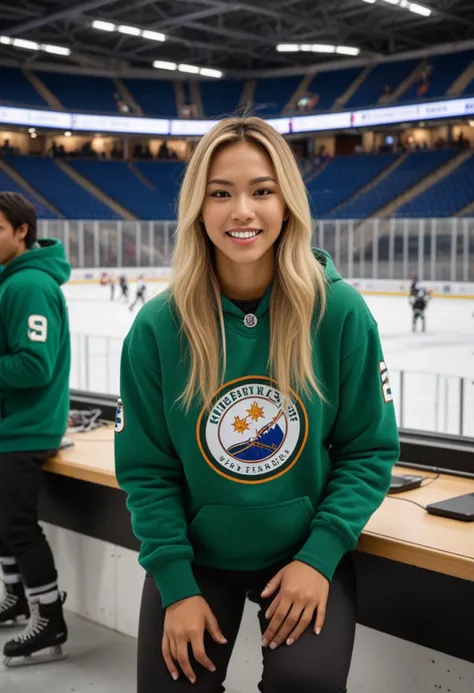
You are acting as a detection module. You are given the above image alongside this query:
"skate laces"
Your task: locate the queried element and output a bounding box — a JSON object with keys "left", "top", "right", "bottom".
{"left": 14, "top": 603, "right": 48, "bottom": 643}
{"left": 0, "top": 593, "right": 17, "bottom": 613}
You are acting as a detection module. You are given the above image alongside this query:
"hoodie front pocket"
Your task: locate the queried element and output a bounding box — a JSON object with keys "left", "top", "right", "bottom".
{"left": 188, "top": 496, "right": 314, "bottom": 568}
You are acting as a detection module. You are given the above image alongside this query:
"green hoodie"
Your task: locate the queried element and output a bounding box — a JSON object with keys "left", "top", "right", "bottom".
{"left": 0, "top": 238, "right": 71, "bottom": 453}
{"left": 115, "top": 250, "right": 400, "bottom": 608}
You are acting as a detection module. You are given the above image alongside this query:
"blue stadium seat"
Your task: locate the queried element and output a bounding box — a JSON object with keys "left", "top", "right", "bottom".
{"left": 0, "top": 67, "right": 48, "bottom": 108}
{"left": 401, "top": 50, "right": 474, "bottom": 102}
{"left": 252, "top": 76, "right": 302, "bottom": 116}
{"left": 0, "top": 166, "right": 58, "bottom": 218}
{"left": 122, "top": 79, "right": 177, "bottom": 117}
{"left": 346, "top": 59, "right": 420, "bottom": 109}
{"left": 134, "top": 161, "right": 185, "bottom": 219}
{"left": 200, "top": 80, "right": 243, "bottom": 117}
{"left": 327, "top": 150, "right": 456, "bottom": 219}
{"left": 306, "top": 68, "right": 362, "bottom": 111}
{"left": 396, "top": 154, "right": 474, "bottom": 217}
{"left": 69, "top": 160, "right": 182, "bottom": 219}
{"left": 307, "top": 154, "right": 397, "bottom": 217}
{"left": 5, "top": 156, "right": 120, "bottom": 219}
{"left": 39, "top": 72, "right": 117, "bottom": 112}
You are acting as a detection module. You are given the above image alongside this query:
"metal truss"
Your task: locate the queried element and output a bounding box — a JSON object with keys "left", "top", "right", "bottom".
{"left": 0, "top": 0, "right": 473, "bottom": 74}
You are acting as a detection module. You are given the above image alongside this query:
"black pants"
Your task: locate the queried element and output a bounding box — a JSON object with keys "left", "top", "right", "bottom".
{"left": 138, "top": 552, "right": 357, "bottom": 693}
{"left": 0, "top": 450, "right": 58, "bottom": 589}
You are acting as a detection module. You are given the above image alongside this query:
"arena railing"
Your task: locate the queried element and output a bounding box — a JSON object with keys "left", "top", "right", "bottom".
{"left": 39, "top": 217, "right": 474, "bottom": 283}
{"left": 69, "top": 332, "right": 474, "bottom": 441}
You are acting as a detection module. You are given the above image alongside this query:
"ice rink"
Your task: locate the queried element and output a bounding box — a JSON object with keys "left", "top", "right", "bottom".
{"left": 63, "top": 281, "right": 474, "bottom": 438}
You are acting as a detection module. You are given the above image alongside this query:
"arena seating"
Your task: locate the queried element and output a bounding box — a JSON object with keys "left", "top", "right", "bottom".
{"left": 69, "top": 160, "right": 181, "bottom": 219}
{"left": 396, "top": 153, "right": 474, "bottom": 217}
{"left": 134, "top": 161, "right": 185, "bottom": 219}
{"left": 122, "top": 78, "right": 177, "bottom": 117}
{"left": 401, "top": 50, "right": 474, "bottom": 102}
{"left": 5, "top": 156, "right": 120, "bottom": 219}
{"left": 38, "top": 72, "right": 118, "bottom": 112}
{"left": 200, "top": 79, "right": 243, "bottom": 118}
{"left": 2, "top": 53, "right": 474, "bottom": 117}
{"left": 326, "top": 150, "right": 457, "bottom": 219}
{"left": 307, "top": 153, "right": 398, "bottom": 217}
{"left": 252, "top": 76, "right": 303, "bottom": 116}
{"left": 346, "top": 59, "right": 420, "bottom": 109}
{"left": 306, "top": 67, "right": 363, "bottom": 111}
{"left": 0, "top": 66, "right": 48, "bottom": 108}
{"left": 0, "top": 166, "right": 58, "bottom": 218}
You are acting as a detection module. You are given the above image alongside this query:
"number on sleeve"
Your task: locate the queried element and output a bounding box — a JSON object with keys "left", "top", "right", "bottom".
{"left": 379, "top": 361, "right": 393, "bottom": 403}
{"left": 28, "top": 315, "right": 48, "bottom": 343}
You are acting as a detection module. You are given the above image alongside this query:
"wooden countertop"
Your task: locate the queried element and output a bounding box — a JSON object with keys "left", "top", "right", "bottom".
{"left": 44, "top": 426, "right": 474, "bottom": 582}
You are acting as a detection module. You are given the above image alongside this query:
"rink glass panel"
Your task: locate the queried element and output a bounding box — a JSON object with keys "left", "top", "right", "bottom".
{"left": 38, "top": 218, "right": 474, "bottom": 278}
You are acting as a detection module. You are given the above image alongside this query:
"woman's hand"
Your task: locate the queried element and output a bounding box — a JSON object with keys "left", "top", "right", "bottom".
{"left": 261, "top": 560, "right": 329, "bottom": 649}
{"left": 162, "top": 595, "right": 227, "bottom": 683}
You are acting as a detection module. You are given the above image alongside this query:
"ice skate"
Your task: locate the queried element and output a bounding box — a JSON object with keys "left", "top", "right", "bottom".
{"left": 3, "top": 592, "right": 68, "bottom": 668}
{"left": 0, "top": 582, "right": 29, "bottom": 628}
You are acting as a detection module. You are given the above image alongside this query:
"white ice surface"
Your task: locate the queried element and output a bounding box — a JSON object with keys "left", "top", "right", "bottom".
{"left": 63, "top": 282, "right": 474, "bottom": 437}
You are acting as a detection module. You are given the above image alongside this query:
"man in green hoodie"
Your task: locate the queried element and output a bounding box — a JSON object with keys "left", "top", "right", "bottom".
{"left": 0, "top": 192, "right": 69, "bottom": 666}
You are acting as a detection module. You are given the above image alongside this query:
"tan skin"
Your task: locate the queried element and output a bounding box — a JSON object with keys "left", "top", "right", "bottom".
{"left": 162, "top": 141, "right": 329, "bottom": 684}
{"left": 0, "top": 212, "right": 28, "bottom": 267}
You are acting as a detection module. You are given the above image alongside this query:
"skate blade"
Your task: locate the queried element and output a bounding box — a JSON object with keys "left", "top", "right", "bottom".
{"left": 3, "top": 645, "right": 68, "bottom": 668}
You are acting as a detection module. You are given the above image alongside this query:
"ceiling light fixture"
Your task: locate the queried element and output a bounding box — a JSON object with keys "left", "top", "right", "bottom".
{"left": 277, "top": 43, "right": 360, "bottom": 56}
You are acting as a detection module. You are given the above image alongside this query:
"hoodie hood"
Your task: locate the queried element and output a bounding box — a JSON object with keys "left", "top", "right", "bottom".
{"left": 220, "top": 247, "right": 342, "bottom": 321}
{"left": 0, "top": 238, "right": 71, "bottom": 287}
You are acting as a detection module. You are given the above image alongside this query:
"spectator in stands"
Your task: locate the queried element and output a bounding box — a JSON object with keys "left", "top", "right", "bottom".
{"left": 0, "top": 192, "right": 70, "bottom": 665}
{"left": 157, "top": 140, "right": 177, "bottom": 160}
{"left": 115, "top": 115, "right": 399, "bottom": 693}
{"left": 114, "top": 91, "right": 131, "bottom": 114}
{"left": 0, "top": 139, "right": 13, "bottom": 157}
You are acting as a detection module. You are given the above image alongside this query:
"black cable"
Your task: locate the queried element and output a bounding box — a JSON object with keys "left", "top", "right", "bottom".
{"left": 420, "top": 471, "right": 441, "bottom": 487}
{"left": 386, "top": 495, "right": 426, "bottom": 510}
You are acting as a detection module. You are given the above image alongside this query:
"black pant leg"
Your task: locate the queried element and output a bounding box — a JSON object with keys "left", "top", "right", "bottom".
{"left": 0, "top": 450, "right": 58, "bottom": 589}
{"left": 250, "top": 553, "right": 357, "bottom": 693}
{"left": 137, "top": 565, "right": 246, "bottom": 693}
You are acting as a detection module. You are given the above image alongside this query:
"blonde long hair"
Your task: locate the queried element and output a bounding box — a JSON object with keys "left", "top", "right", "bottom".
{"left": 171, "top": 116, "right": 327, "bottom": 412}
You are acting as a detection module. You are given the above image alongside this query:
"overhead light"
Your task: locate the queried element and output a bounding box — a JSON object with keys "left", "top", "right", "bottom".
{"left": 362, "top": 0, "right": 376, "bottom": 3}
{"left": 277, "top": 43, "right": 360, "bottom": 55}
{"left": 92, "top": 19, "right": 166, "bottom": 42}
{"left": 199, "top": 67, "right": 223, "bottom": 78}
{"left": 43, "top": 44, "right": 71, "bottom": 56}
{"left": 380, "top": 0, "right": 400, "bottom": 4}
{"left": 28, "top": 127, "right": 36, "bottom": 133}
{"left": 117, "top": 25, "right": 141, "bottom": 36}
{"left": 92, "top": 20, "right": 115, "bottom": 32}
{"left": 12, "top": 38, "right": 39, "bottom": 50}
{"left": 336, "top": 46, "right": 360, "bottom": 56}
{"left": 469, "top": 120, "right": 474, "bottom": 127}
{"left": 407, "top": 2, "right": 432, "bottom": 16}
{"left": 277, "top": 44, "right": 299, "bottom": 52}
{"left": 64, "top": 131, "right": 72, "bottom": 137}
{"left": 153, "top": 60, "right": 177, "bottom": 70}
{"left": 30, "top": 133, "right": 37, "bottom": 139}
{"left": 178, "top": 64, "right": 200, "bottom": 74}
{"left": 311, "top": 44, "right": 336, "bottom": 53}
{"left": 0, "top": 35, "right": 71, "bottom": 56}
{"left": 142, "top": 30, "right": 165, "bottom": 41}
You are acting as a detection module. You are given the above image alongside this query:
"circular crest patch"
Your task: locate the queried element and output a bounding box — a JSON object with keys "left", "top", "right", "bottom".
{"left": 196, "top": 376, "right": 308, "bottom": 484}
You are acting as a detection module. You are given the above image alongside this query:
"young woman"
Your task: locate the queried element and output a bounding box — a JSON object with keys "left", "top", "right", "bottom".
{"left": 115, "top": 116, "right": 400, "bottom": 693}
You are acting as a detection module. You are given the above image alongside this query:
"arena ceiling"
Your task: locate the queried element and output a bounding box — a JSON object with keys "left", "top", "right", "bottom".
{"left": 0, "top": 0, "right": 474, "bottom": 75}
